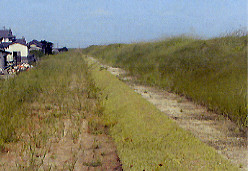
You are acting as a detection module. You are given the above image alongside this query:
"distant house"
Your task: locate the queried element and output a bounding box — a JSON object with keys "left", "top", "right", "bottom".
{"left": 0, "top": 29, "right": 16, "bottom": 43}
{"left": 0, "top": 49, "right": 11, "bottom": 69}
{"left": 28, "top": 39, "right": 43, "bottom": 51}
{"left": 0, "top": 38, "right": 29, "bottom": 64}
{"left": 53, "top": 47, "right": 68, "bottom": 54}
{"left": 58, "top": 47, "right": 68, "bottom": 52}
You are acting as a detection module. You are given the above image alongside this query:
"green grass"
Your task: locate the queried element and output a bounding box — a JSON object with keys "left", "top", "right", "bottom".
{"left": 0, "top": 50, "right": 240, "bottom": 170}
{"left": 89, "top": 61, "right": 238, "bottom": 170}
{"left": 82, "top": 35, "right": 247, "bottom": 128}
{"left": 0, "top": 51, "right": 101, "bottom": 150}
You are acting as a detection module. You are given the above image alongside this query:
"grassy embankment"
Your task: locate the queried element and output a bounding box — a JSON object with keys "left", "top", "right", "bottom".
{"left": 89, "top": 59, "right": 238, "bottom": 170}
{"left": 0, "top": 49, "right": 241, "bottom": 170}
{"left": 83, "top": 35, "right": 247, "bottom": 128}
{"left": 0, "top": 51, "right": 104, "bottom": 169}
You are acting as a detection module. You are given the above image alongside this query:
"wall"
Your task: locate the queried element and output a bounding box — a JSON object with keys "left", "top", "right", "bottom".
{"left": 5, "top": 43, "right": 29, "bottom": 61}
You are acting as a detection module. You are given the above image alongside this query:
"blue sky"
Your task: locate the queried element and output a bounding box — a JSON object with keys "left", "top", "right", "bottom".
{"left": 0, "top": 0, "right": 247, "bottom": 47}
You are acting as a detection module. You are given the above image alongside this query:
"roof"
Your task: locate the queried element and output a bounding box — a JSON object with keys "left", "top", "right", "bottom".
{"left": 58, "top": 47, "right": 68, "bottom": 52}
{"left": 28, "top": 39, "right": 43, "bottom": 48}
{"left": 0, "top": 29, "right": 15, "bottom": 39}
{"left": 14, "top": 38, "right": 27, "bottom": 46}
{"left": 0, "top": 42, "right": 12, "bottom": 49}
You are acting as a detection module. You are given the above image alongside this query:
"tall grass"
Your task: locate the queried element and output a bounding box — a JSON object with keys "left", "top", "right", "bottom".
{"left": 90, "top": 62, "right": 238, "bottom": 170}
{"left": 0, "top": 51, "right": 101, "bottom": 149}
{"left": 83, "top": 35, "right": 247, "bottom": 128}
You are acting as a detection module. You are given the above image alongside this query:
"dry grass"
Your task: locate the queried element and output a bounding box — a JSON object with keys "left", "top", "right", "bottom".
{"left": 89, "top": 59, "right": 238, "bottom": 170}
{"left": 0, "top": 51, "right": 121, "bottom": 170}
{"left": 82, "top": 34, "right": 247, "bottom": 128}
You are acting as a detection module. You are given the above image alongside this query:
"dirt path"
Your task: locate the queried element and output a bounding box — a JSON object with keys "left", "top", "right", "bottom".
{"left": 0, "top": 119, "right": 122, "bottom": 170}
{"left": 0, "top": 71, "right": 122, "bottom": 170}
{"left": 106, "top": 66, "right": 247, "bottom": 170}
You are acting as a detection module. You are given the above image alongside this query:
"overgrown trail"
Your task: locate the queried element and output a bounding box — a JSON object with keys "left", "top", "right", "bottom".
{"left": 106, "top": 65, "right": 247, "bottom": 170}
{"left": 0, "top": 53, "right": 122, "bottom": 170}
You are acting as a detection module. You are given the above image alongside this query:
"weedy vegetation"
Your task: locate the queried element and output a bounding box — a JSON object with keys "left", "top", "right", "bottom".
{"left": 0, "top": 51, "right": 107, "bottom": 169}
{"left": 89, "top": 62, "right": 238, "bottom": 170}
{"left": 0, "top": 30, "right": 245, "bottom": 170}
{"left": 83, "top": 32, "right": 247, "bottom": 128}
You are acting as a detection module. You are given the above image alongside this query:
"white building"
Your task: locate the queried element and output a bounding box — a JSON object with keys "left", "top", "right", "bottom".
{"left": 0, "top": 29, "right": 29, "bottom": 64}
{"left": 7, "top": 43, "right": 28, "bottom": 62}
{"left": 0, "top": 39, "right": 29, "bottom": 63}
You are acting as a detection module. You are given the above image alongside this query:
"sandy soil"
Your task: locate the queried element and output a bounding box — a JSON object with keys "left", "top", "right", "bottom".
{"left": 107, "top": 66, "right": 247, "bottom": 170}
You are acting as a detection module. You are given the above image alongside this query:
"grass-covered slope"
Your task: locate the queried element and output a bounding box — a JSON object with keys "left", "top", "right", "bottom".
{"left": 89, "top": 60, "right": 238, "bottom": 170}
{"left": 0, "top": 51, "right": 100, "bottom": 148}
{"left": 83, "top": 35, "right": 247, "bottom": 127}
{"left": 0, "top": 51, "right": 123, "bottom": 170}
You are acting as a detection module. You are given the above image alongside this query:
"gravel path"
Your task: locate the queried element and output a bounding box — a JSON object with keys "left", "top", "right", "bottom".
{"left": 106, "top": 66, "right": 247, "bottom": 170}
